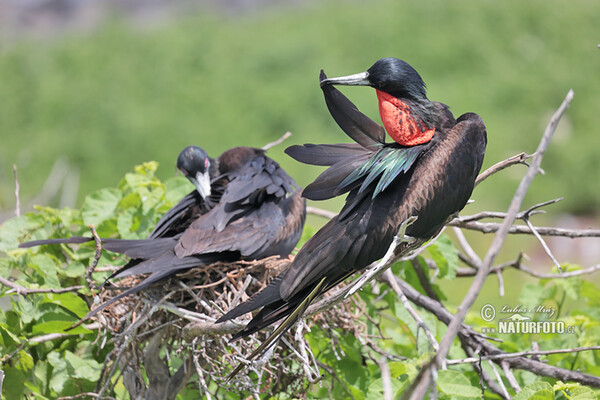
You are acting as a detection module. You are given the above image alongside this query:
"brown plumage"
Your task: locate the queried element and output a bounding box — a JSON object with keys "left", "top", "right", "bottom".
{"left": 217, "top": 58, "right": 487, "bottom": 377}
{"left": 20, "top": 146, "right": 306, "bottom": 325}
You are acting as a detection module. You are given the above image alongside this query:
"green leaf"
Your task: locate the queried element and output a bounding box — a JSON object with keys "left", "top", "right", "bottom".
{"left": 164, "top": 176, "right": 193, "bottom": 205}
{"left": 29, "top": 254, "right": 61, "bottom": 287}
{"left": 16, "top": 349, "right": 35, "bottom": 372}
{"left": 568, "top": 386, "right": 597, "bottom": 400}
{"left": 0, "top": 213, "right": 46, "bottom": 252}
{"left": 514, "top": 382, "right": 554, "bottom": 400}
{"left": 427, "top": 234, "right": 458, "bottom": 279}
{"left": 65, "top": 350, "right": 102, "bottom": 381}
{"left": 81, "top": 188, "right": 122, "bottom": 227}
{"left": 47, "top": 351, "right": 69, "bottom": 393}
{"left": 3, "top": 367, "right": 26, "bottom": 399}
{"left": 436, "top": 370, "right": 482, "bottom": 399}
{"left": 31, "top": 321, "right": 91, "bottom": 336}
{"left": 42, "top": 293, "right": 89, "bottom": 318}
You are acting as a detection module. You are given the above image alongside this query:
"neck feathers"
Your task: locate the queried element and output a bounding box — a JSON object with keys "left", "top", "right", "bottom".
{"left": 376, "top": 90, "right": 435, "bottom": 146}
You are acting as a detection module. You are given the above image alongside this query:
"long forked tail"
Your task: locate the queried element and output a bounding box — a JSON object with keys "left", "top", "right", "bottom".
{"left": 20, "top": 236, "right": 176, "bottom": 260}
{"left": 224, "top": 277, "right": 327, "bottom": 381}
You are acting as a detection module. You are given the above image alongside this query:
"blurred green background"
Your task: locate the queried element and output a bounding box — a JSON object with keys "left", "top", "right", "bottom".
{"left": 1, "top": 0, "right": 598, "bottom": 237}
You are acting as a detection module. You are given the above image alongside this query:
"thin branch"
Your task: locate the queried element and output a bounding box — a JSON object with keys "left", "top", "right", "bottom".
{"left": 475, "top": 152, "right": 534, "bottom": 186}
{"left": 262, "top": 131, "right": 292, "bottom": 151}
{"left": 446, "top": 346, "right": 600, "bottom": 365}
{"left": 0, "top": 275, "right": 84, "bottom": 295}
{"left": 501, "top": 361, "right": 521, "bottom": 394}
{"left": 390, "top": 274, "right": 600, "bottom": 388}
{"left": 486, "top": 359, "right": 510, "bottom": 400}
{"left": 307, "top": 206, "right": 337, "bottom": 219}
{"left": 449, "top": 219, "right": 600, "bottom": 238}
{"left": 192, "top": 338, "right": 213, "bottom": 400}
{"left": 56, "top": 393, "right": 116, "bottom": 400}
{"left": 455, "top": 198, "right": 562, "bottom": 223}
{"left": 434, "top": 90, "right": 574, "bottom": 374}
{"left": 86, "top": 224, "right": 102, "bottom": 294}
{"left": 378, "top": 355, "right": 393, "bottom": 400}
{"left": 13, "top": 164, "right": 20, "bottom": 217}
{"left": 382, "top": 269, "right": 439, "bottom": 352}
{"left": 452, "top": 227, "right": 481, "bottom": 266}
{"left": 523, "top": 217, "right": 561, "bottom": 271}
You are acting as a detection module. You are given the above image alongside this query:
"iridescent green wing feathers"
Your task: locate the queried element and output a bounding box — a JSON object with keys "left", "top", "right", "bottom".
{"left": 338, "top": 144, "right": 426, "bottom": 199}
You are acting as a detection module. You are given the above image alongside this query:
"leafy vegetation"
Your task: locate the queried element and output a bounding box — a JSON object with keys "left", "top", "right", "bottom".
{"left": 1, "top": 0, "right": 599, "bottom": 216}
{"left": 1, "top": 163, "right": 599, "bottom": 399}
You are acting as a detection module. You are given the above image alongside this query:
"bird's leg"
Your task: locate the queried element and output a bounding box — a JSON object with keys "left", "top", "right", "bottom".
{"left": 345, "top": 216, "right": 418, "bottom": 298}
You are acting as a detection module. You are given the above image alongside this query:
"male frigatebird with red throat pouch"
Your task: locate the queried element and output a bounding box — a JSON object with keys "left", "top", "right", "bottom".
{"left": 217, "top": 57, "right": 487, "bottom": 377}
{"left": 20, "top": 146, "right": 306, "bottom": 326}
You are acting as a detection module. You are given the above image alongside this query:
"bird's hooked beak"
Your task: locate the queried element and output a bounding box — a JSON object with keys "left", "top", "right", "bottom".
{"left": 320, "top": 71, "right": 370, "bottom": 88}
{"left": 191, "top": 170, "right": 211, "bottom": 199}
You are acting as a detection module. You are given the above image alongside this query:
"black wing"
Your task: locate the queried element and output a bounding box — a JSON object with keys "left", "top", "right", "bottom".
{"left": 320, "top": 70, "right": 386, "bottom": 149}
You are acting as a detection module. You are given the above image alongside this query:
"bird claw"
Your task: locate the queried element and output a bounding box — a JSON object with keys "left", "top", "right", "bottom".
{"left": 345, "top": 216, "right": 418, "bottom": 298}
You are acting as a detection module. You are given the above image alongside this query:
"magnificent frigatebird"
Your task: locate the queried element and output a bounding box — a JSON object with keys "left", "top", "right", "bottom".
{"left": 20, "top": 146, "right": 306, "bottom": 324}
{"left": 217, "top": 58, "right": 487, "bottom": 375}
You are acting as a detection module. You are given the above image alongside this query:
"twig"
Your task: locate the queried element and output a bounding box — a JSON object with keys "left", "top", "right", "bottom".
{"left": 0, "top": 275, "right": 84, "bottom": 295}
{"left": 452, "top": 227, "right": 481, "bottom": 266}
{"left": 454, "top": 198, "right": 562, "bottom": 223}
{"left": 487, "top": 359, "right": 510, "bottom": 399}
{"left": 307, "top": 206, "right": 337, "bottom": 219}
{"left": 192, "top": 338, "right": 213, "bottom": 400}
{"left": 86, "top": 224, "right": 102, "bottom": 294}
{"left": 434, "top": 90, "right": 574, "bottom": 375}
{"left": 381, "top": 269, "right": 439, "bottom": 352}
{"left": 446, "top": 346, "right": 600, "bottom": 365}
{"left": 501, "top": 361, "right": 521, "bottom": 393}
{"left": 523, "top": 217, "right": 562, "bottom": 271}
{"left": 449, "top": 219, "right": 600, "bottom": 238}
{"left": 475, "top": 152, "right": 534, "bottom": 186}
{"left": 56, "top": 393, "right": 116, "bottom": 400}
{"left": 262, "top": 131, "right": 292, "bottom": 151}
{"left": 391, "top": 273, "right": 600, "bottom": 388}
{"left": 378, "top": 356, "right": 393, "bottom": 400}
{"left": 515, "top": 263, "right": 600, "bottom": 279}
{"left": 13, "top": 164, "right": 20, "bottom": 217}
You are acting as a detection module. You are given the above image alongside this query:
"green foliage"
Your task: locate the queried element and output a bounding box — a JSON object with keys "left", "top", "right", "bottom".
{"left": 1, "top": 0, "right": 599, "bottom": 216}
{"left": 0, "top": 162, "right": 194, "bottom": 399}
{"left": 1, "top": 163, "right": 599, "bottom": 398}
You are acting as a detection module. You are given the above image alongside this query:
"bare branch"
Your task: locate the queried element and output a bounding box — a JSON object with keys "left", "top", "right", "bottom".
{"left": 390, "top": 274, "right": 600, "bottom": 388}
{"left": 446, "top": 346, "right": 600, "bottom": 365}
{"left": 307, "top": 206, "right": 337, "bottom": 219}
{"left": 431, "top": 90, "right": 574, "bottom": 391}
{"left": 262, "top": 131, "right": 292, "bottom": 151}
{"left": 523, "top": 217, "right": 562, "bottom": 271}
{"left": 501, "top": 361, "right": 521, "bottom": 393}
{"left": 13, "top": 164, "right": 20, "bottom": 217}
{"left": 449, "top": 219, "right": 600, "bottom": 238}
{"left": 378, "top": 356, "right": 393, "bottom": 400}
{"left": 0, "top": 275, "right": 84, "bottom": 295}
{"left": 475, "top": 152, "right": 534, "bottom": 186}
{"left": 382, "top": 269, "right": 439, "bottom": 352}
{"left": 86, "top": 224, "right": 102, "bottom": 294}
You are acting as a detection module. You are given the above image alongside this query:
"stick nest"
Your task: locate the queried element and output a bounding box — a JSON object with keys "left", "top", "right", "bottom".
{"left": 91, "top": 254, "right": 365, "bottom": 398}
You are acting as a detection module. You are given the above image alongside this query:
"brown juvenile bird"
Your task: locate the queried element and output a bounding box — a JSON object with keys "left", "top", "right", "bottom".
{"left": 21, "top": 146, "right": 306, "bottom": 324}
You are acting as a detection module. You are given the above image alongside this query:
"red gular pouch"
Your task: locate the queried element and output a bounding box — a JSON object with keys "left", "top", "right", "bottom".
{"left": 376, "top": 90, "right": 435, "bottom": 146}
